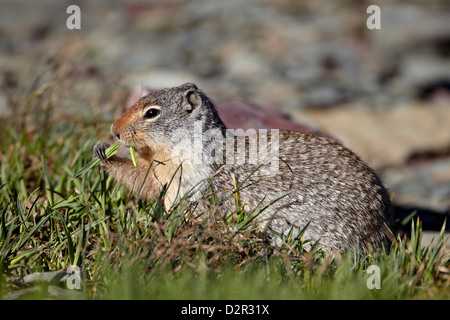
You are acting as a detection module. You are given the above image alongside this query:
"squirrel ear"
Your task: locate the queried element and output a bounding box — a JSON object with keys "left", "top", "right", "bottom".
{"left": 182, "top": 82, "right": 198, "bottom": 90}
{"left": 183, "top": 89, "right": 202, "bottom": 112}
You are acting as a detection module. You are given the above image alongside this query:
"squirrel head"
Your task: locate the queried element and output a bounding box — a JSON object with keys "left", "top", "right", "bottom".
{"left": 111, "top": 83, "right": 226, "bottom": 157}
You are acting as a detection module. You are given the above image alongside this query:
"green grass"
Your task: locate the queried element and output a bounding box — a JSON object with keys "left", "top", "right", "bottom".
{"left": 0, "top": 60, "right": 449, "bottom": 300}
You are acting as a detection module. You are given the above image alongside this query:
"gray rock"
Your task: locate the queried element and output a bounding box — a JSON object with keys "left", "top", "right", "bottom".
{"left": 383, "top": 158, "right": 450, "bottom": 213}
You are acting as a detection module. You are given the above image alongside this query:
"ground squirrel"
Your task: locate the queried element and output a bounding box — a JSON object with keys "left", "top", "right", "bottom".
{"left": 94, "top": 83, "right": 393, "bottom": 251}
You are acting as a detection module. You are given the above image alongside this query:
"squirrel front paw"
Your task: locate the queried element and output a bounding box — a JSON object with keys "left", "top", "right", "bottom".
{"left": 93, "top": 141, "right": 110, "bottom": 162}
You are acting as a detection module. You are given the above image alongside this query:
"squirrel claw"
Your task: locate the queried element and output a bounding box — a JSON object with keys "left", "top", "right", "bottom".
{"left": 93, "top": 141, "right": 110, "bottom": 162}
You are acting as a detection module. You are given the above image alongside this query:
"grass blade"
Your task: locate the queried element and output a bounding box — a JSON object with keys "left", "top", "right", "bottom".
{"left": 130, "top": 146, "right": 137, "bottom": 167}
{"left": 12, "top": 214, "right": 50, "bottom": 254}
{"left": 73, "top": 141, "right": 121, "bottom": 179}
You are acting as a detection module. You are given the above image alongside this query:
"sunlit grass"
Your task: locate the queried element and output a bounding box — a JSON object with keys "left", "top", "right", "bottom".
{"left": 0, "top": 64, "right": 448, "bottom": 300}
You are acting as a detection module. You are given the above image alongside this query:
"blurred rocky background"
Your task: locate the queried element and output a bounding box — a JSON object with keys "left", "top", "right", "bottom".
{"left": 0, "top": 0, "right": 449, "bottom": 238}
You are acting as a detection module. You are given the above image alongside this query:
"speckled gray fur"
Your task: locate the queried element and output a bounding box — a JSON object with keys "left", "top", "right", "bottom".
{"left": 96, "top": 83, "right": 394, "bottom": 252}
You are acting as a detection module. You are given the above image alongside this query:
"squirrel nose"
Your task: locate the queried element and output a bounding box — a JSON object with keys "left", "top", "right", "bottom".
{"left": 111, "top": 123, "right": 120, "bottom": 140}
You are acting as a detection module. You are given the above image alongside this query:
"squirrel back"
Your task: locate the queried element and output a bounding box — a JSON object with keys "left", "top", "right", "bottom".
{"left": 94, "top": 83, "right": 393, "bottom": 251}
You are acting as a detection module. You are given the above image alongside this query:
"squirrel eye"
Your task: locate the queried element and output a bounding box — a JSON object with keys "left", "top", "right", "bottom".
{"left": 144, "top": 108, "right": 160, "bottom": 119}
